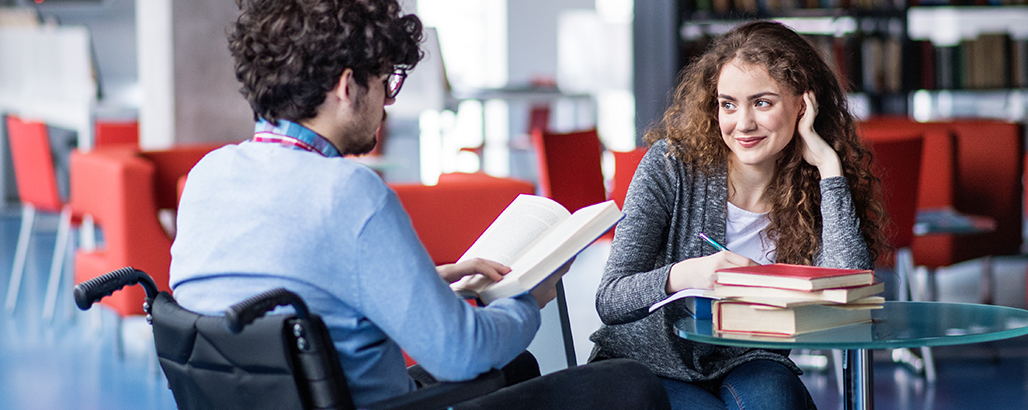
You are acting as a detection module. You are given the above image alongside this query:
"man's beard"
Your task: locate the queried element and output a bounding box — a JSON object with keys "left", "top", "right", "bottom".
{"left": 342, "top": 110, "right": 387, "bottom": 156}
{"left": 346, "top": 134, "right": 377, "bottom": 156}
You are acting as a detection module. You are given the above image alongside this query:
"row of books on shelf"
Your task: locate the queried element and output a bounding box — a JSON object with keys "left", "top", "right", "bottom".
{"left": 928, "top": 34, "right": 1028, "bottom": 90}
{"left": 655, "top": 263, "right": 883, "bottom": 337}
{"left": 689, "top": 0, "right": 1026, "bottom": 15}
{"left": 804, "top": 33, "right": 1028, "bottom": 93}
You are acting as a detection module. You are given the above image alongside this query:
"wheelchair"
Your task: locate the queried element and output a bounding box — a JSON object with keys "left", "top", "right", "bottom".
{"left": 74, "top": 267, "right": 505, "bottom": 410}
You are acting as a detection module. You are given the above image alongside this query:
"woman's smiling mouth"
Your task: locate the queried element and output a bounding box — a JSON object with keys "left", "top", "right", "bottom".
{"left": 735, "top": 136, "right": 766, "bottom": 148}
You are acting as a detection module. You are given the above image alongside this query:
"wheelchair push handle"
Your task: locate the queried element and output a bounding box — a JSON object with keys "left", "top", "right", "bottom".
{"left": 74, "top": 267, "right": 159, "bottom": 310}
{"left": 225, "top": 288, "right": 310, "bottom": 333}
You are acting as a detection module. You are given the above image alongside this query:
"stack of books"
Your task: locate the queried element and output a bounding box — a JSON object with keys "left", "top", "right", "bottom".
{"left": 710, "top": 264, "right": 883, "bottom": 337}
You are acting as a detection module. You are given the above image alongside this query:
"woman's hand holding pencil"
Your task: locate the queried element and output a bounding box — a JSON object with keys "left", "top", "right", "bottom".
{"left": 699, "top": 232, "right": 729, "bottom": 252}
{"left": 664, "top": 233, "right": 759, "bottom": 294}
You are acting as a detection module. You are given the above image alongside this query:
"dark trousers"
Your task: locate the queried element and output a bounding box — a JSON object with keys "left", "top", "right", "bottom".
{"left": 409, "top": 352, "right": 671, "bottom": 410}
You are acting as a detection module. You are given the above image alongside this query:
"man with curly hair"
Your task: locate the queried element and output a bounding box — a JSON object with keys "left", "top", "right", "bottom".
{"left": 169, "top": 0, "right": 670, "bottom": 409}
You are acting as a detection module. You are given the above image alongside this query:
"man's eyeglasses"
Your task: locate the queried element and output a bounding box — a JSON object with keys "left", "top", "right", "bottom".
{"left": 384, "top": 68, "right": 407, "bottom": 99}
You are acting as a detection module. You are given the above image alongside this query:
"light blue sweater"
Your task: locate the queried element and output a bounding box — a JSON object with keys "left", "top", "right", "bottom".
{"left": 170, "top": 135, "right": 540, "bottom": 407}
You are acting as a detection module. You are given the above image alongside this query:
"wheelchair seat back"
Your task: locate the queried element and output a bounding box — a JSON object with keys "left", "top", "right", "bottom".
{"left": 150, "top": 292, "right": 354, "bottom": 410}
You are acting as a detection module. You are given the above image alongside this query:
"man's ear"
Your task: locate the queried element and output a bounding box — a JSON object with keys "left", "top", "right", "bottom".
{"left": 333, "top": 68, "right": 356, "bottom": 104}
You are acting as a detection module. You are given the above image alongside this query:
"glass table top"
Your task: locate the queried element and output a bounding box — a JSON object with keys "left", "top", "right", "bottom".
{"left": 674, "top": 301, "right": 1028, "bottom": 350}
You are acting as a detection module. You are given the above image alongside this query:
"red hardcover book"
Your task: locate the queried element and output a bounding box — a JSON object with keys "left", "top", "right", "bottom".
{"left": 715, "top": 263, "right": 874, "bottom": 291}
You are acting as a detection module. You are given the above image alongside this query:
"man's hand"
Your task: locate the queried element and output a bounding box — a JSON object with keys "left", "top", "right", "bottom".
{"left": 436, "top": 258, "right": 511, "bottom": 284}
{"left": 529, "top": 257, "right": 576, "bottom": 309}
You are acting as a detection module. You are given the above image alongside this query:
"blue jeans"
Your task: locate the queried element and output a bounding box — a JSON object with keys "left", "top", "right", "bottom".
{"left": 660, "top": 360, "right": 808, "bottom": 410}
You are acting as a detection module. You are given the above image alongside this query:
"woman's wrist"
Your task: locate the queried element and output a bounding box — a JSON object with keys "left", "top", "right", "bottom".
{"left": 667, "top": 261, "right": 687, "bottom": 294}
{"left": 816, "top": 155, "right": 843, "bottom": 179}
{"left": 667, "top": 259, "right": 703, "bottom": 294}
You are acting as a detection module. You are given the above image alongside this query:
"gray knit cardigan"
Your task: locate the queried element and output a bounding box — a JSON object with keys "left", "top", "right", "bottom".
{"left": 589, "top": 139, "right": 872, "bottom": 383}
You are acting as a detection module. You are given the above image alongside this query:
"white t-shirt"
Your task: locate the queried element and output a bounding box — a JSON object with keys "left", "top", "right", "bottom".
{"left": 725, "top": 201, "right": 776, "bottom": 265}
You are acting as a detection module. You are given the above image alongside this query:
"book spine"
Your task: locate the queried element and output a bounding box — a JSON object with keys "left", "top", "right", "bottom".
{"left": 712, "top": 300, "right": 723, "bottom": 331}
{"left": 861, "top": 36, "right": 883, "bottom": 94}
{"left": 1013, "top": 38, "right": 1028, "bottom": 89}
{"left": 936, "top": 46, "right": 955, "bottom": 90}
{"left": 884, "top": 36, "right": 903, "bottom": 93}
{"left": 918, "top": 40, "right": 936, "bottom": 90}
{"left": 987, "top": 34, "right": 1010, "bottom": 89}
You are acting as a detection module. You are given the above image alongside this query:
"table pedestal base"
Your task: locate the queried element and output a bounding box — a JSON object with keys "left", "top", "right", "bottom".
{"left": 843, "top": 349, "right": 873, "bottom": 410}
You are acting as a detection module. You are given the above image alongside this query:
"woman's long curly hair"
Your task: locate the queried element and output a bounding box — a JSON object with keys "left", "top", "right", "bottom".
{"left": 228, "top": 0, "right": 423, "bottom": 124}
{"left": 644, "top": 20, "right": 888, "bottom": 265}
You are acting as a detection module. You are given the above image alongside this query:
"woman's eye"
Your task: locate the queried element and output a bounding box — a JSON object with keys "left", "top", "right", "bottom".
{"left": 755, "top": 100, "right": 771, "bottom": 108}
{"left": 721, "top": 101, "right": 736, "bottom": 110}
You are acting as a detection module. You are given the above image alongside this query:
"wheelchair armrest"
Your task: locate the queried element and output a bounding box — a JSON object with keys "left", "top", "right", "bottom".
{"left": 362, "top": 368, "right": 505, "bottom": 410}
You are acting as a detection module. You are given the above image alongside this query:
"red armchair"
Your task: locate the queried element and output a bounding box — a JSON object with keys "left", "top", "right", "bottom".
{"left": 70, "top": 144, "right": 221, "bottom": 316}
{"left": 859, "top": 130, "right": 924, "bottom": 269}
{"left": 93, "top": 120, "right": 139, "bottom": 147}
{"left": 531, "top": 128, "right": 607, "bottom": 214}
{"left": 858, "top": 118, "right": 1023, "bottom": 269}
{"left": 389, "top": 172, "right": 535, "bottom": 265}
{"left": 609, "top": 147, "right": 648, "bottom": 211}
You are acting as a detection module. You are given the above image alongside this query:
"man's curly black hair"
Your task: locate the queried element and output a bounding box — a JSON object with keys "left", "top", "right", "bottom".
{"left": 228, "top": 0, "right": 423, "bottom": 124}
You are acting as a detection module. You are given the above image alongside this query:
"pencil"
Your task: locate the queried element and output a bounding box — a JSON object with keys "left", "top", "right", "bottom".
{"left": 698, "top": 232, "right": 729, "bottom": 252}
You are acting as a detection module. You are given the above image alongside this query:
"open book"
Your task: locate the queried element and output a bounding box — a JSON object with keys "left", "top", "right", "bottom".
{"left": 450, "top": 194, "right": 624, "bottom": 305}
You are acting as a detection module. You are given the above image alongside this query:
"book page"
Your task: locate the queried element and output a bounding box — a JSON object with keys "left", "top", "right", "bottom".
{"left": 475, "top": 200, "right": 622, "bottom": 304}
{"left": 496, "top": 201, "right": 621, "bottom": 290}
{"left": 649, "top": 289, "right": 719, "bottom": 313}
{"left": 457, "top": 195, "right": 570, "bottom": 265}
{"left": 451, "top": 195, "right": 571, "bottom": 293}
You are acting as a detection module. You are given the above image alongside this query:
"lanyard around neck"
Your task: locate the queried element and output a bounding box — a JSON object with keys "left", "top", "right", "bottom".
{"left": 251, "top": 132, "right": 324, "bottom": 157}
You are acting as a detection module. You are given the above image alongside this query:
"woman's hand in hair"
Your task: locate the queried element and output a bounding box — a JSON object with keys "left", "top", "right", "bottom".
{"left": 666, "top": 251, "right": 758, "bottom": 294}
{"left": 796, "top": 91, "right": 842, "bottom": 178}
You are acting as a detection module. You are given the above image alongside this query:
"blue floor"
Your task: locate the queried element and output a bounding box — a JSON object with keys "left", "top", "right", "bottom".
{"left": 0, "top": 208, "right": 175, "bottom": 410}
{"left": 2, "top": 207, "right": 1028, "bottom": 409}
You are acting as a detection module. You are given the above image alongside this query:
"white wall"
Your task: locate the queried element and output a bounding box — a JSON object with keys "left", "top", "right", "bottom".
{"left": 32, "top": 0, "right": 137, "bottom": 106}
{"left": 507, "top": 0, "right": 594, "bottom": 86}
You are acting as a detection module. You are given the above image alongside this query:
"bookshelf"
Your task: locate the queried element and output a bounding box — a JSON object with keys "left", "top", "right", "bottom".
{"left": 671, "top": 2, "right": 1028, "bottom": 119}
{"left": 907, "top": 6, "right": 1028, "bottom": 121}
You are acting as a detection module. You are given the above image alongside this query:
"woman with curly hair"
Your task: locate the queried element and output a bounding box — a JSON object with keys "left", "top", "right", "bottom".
{"left": 589, "top": 20, "right": 888, "bottom": 410}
